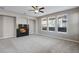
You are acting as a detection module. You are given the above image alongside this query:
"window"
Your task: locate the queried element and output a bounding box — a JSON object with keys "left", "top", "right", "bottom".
{"left": 41, "top": 14, "right": 68, "bottom": 33}
{"left": 58, "top": 15, "right": 67, "bottom": 32}
{"left": 41, "top": 18, "right": 47, "bottom": 31}
{"left": 48, "top": 17, "right": 56, "bottom": 31}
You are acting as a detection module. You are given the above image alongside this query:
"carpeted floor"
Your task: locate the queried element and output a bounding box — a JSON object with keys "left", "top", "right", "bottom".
{"left": 0, "top": 35, "right": 79, "bottom": 53}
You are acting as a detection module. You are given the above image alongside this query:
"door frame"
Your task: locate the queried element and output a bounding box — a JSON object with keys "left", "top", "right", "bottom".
{"left": 29, "top": 19, "right": 36, "bottom": 35}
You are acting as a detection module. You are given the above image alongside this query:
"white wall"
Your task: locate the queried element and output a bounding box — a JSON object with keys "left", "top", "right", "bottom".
{"left": 0, "top": 10, "right": 38, "bottom": 39}
{"left": 0, "top": 16, "right": 3, "bottom": 38}
{"left": 0, "top": 16, "right": 16, "bottom": 39}
{"left": 29, "top": 20, "right": 35, "bottom": 34}
{"left": 3, "top": 16, "right": 16, "bottom": 38}
{"left": 37, "top": 8, "right": 79, "bottom": 41}
{"left": 16, "top": 16, "right": 28, "bottom": 28}
{"left": 28, "top": 17, "right": 38, "bottom": 34}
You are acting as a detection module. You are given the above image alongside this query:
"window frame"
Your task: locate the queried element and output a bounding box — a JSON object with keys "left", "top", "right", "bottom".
{"left": 48, "top": 16, "right": 56, "bottom": 32}
{"left": 41, "top": 17, "right": 48, "bottom": 31}
{"left": 57, "top": 14, "right": 68, "bottom": 34}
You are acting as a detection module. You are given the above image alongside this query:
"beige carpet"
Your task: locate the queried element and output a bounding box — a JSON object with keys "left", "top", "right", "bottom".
{"left": 0, "top": 35, "right": 79, "bottom": 53}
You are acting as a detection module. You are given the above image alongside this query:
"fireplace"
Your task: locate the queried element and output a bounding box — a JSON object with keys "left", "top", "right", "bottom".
{"left": 16, "top": 24, "right": 29, "bottom": 37}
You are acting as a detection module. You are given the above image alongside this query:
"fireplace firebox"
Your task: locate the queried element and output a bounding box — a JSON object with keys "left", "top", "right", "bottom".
{"left": 16, "top": 24, "right": 29, "bottom": 37}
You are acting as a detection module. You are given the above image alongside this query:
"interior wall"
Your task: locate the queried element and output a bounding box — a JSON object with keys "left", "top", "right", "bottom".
{"left": 37, "top": 8, "right": 79, "bottom": 41}
{"left": 27, "top": 16, "right": 38, "bottom": 34}
{"left": 28, "top": 19, "right": 37, "bottom": 34}
{"left": 3, "top": 16, "right": 16, "bottom": 38}
{"left": 0, "top": 10, "right": 38, "bottom": 39}
{"left": 29, "top": 20, "right": 34, "bottom": 34}
{"left": 16, "top": 16, "right": 28, "bottom": 28}
{"left": 0, "top": 16, "right": 3, "bottom": 38}
{"left": 78, "top": 13, "right": 79, "bottom": 38}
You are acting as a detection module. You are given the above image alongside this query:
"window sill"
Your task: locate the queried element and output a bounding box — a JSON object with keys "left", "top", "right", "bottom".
{"left": 57, "top": 31, "right": 68, "bottom": 34}
{"left": 41, "top": 30, "right": 47, "bottom": 32}
{"left": 48, "top": 31, "right": 56, "bottom": 32}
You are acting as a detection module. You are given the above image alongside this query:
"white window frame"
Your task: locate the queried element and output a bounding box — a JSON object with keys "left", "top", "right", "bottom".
{"left": 48, "top": 16, "right": 56, "bottom": 32}
{"left": 41, "top": 17, "right": 48, "bottom": 31}
{"left": 57, "top": 14, "right": 68, "bottom": 34}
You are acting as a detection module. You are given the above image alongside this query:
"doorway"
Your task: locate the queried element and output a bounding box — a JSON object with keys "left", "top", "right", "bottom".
{"left": 29, "top": 20, "right": 36, "bottom": 34}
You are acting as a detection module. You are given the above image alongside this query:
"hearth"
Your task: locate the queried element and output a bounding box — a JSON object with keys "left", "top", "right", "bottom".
{"left": 16, "top": 24, "right": 29, "bottom": 37}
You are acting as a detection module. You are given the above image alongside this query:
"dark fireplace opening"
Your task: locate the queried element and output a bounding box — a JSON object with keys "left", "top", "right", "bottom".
{"left": 16, "top": 24, "right": 29, "bottom": 37}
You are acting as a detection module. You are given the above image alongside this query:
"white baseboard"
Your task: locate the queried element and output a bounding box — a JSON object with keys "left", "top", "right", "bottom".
{"left": 0, "top": 35, "right": 16, "bottom": 40}
{"left": 0, "top": 37, "right": 4, "bottom": 39}
{"left": 0, "top": 33, "right": 79, "bottom": 43}
{"left": 37, "top": 33, "right": 79, "bottom": 43}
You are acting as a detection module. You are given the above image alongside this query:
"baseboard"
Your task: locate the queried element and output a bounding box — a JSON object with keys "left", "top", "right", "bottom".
{"left": 0, "top": 36, "right": 16, "bottom": 40}
{"left": 0, "top": 34, "right": 79, "bottom": 43}
{"left": 0, "top": 37, "right": 4, "bottom": 39}
{"left": 37, "top": 33, "right": 79, "bottom": 43}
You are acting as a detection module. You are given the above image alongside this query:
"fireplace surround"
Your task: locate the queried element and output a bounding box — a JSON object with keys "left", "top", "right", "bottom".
{"left": 16, "top": 24, "right": 29, "bottom": 37}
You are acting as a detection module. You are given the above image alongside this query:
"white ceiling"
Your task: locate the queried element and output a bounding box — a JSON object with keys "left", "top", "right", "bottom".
{"left": 0, "top": 6, "right": 77, "bottom": 17}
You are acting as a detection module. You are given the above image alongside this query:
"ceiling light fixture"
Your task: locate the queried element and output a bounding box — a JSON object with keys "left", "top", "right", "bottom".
{"left": 35, "top": 10, "right": 39, "bottom": 13}
{"left": 29, "top": 6, "right": 45, "bottom": 14}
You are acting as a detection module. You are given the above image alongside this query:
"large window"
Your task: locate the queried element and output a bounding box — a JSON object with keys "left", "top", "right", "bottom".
{"left": 41, "top": 18, "right": 47, "bottom": 31}
{"left": 48, "top": 17, "right": 56, "bottom": 31}
{"left": 41, "top": 14, "right": 68, "bottom": 33}
{"left": 58, "top": 15, "right": 67, "bottom": 32}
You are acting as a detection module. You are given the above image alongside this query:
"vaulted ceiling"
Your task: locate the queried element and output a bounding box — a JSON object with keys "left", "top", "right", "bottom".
{"left": 0, "top": 6, "right": 77, "bottom": 17}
